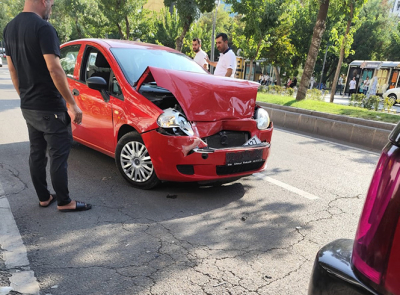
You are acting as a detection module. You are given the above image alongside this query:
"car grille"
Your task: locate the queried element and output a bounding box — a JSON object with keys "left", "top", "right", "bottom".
{"left": 202, "top": 131, "right": 250, "bottom": 149}
{"left": 216, "top": 161, "right": 265, "bottom": 175}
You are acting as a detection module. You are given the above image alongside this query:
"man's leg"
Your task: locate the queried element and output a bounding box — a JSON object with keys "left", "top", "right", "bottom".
{"left": 26, "top": 122, "right": 51, "bottom": 202}
{"left": 44, "top": 112, "right": 73, "bottom": 206}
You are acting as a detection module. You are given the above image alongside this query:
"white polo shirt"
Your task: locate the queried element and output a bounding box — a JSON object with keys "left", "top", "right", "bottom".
{"left": 214, "top": 48, "right": 236, "bottom": 78}
{"left": 193, "top": 49, "right": 208, "bottom": 68}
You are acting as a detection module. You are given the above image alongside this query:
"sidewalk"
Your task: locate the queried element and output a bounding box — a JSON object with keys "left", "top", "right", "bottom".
{"left": 321, "top": 91, "right": 400, "bottom": 113}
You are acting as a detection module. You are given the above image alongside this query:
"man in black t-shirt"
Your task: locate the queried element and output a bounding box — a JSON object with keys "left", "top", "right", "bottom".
{"left": 3, "top": 0, "right": 91, "bottom": 212}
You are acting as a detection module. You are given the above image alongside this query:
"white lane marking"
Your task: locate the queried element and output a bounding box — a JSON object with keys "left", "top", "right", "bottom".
{"left": 253, "top": 173, "right": 319, "bottom": 200}
{"left": 275, "top": 127, "right": 381, "bottom": 155}
{"left": 0, "top": 181, "right": 40, "bottom": 295}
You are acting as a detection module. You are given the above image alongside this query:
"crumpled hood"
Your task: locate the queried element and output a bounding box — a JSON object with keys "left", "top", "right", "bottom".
{"left": 136, "top": 66, "right": 259, "bottom": 122}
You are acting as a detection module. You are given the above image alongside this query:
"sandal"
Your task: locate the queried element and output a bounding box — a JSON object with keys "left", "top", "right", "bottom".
{"left": 59, "top": 201, "right": 92, "bottom": 212}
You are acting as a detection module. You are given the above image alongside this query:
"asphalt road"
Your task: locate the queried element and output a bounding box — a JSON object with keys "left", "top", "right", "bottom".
{"left": 0, "top": 63, "right": 381, "bottom": 295}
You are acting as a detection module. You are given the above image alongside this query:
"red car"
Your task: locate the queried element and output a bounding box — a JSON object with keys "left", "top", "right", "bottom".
{"left": 60, "top": 39, "right": 273, "bottom": 189}
{"left": 308, "top": 124, "right": 400, "bottom": 294}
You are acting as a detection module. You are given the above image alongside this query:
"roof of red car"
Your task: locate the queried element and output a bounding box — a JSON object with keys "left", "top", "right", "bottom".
{"left": 62, "top": 38, "right": 178, "bottom": 53}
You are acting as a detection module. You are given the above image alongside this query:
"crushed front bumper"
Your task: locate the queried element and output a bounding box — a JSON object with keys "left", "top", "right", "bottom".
{"left": 141, "top": 123, "right": 272, "bottom": 182}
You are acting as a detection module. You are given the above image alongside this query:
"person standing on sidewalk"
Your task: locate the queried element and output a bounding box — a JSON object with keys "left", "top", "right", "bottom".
{"left": 338, "top": 74, "right": 344, "bottom": 95}
{"left": 3, "top": 0, "right": 91, "bottom": 212}
{"left": 348, "top": 77, "right": 357, "bottom": 98}
{"left": 206, "top": 33, "right": 237, "bottom": 78}
{"left": 363, "top": 77, "right": 370, "bottom": 95}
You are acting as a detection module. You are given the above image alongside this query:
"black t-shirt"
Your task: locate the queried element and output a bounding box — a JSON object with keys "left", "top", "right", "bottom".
{"left": 3, "top": 12, "right": 66, "bottom": 111}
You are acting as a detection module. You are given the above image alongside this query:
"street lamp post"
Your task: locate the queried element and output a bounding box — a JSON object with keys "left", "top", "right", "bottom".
{"left": 210, "top": 0, "right": 220, "bottom": 74}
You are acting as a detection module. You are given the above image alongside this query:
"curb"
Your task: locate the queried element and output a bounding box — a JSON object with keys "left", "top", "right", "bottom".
{"left": 258, "top": 102, "right": 397, "bottom": 151}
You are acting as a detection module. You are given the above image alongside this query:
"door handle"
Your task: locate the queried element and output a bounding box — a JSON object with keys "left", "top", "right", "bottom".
{"left": 72, "top": 89, "right": 79, "bottom": 96}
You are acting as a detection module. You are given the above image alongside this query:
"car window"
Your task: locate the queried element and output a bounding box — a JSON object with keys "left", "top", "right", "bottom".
{"left": 81, "top": 47, "right": 111, "bottom": 84}
{"left": 60, "top": 45, "right": 81, "bottom": 78}
{"left": 110, "top": 48, "right": 206, "bottom": 85}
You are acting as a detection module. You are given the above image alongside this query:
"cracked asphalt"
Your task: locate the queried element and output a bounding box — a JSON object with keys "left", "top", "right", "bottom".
{"left": 0, "top": 63, "right": 381, "bottom": 294}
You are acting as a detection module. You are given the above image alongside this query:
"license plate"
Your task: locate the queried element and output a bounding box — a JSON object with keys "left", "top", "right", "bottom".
{"left": 226, "top": 149, "right": 263, "bottom": 166}
{"left": 243, "top": 135, "right": 261, "bottom": 146}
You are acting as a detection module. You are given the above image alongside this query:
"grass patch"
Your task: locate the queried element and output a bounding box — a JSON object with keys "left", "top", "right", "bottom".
{"left": 257, "top": 93, "right": 400, "bottom": 124}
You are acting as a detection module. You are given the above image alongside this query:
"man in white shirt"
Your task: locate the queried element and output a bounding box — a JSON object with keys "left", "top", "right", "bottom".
{"left": 265, "top": 74, "right": 270, "bottom": 85}
{"left": 192, "top": 38, "right": 208, "bottom": 70}
{"left": 349, "top": 77, "right": 357, "bottom": 97}
{"left": 206, "top": 33, "right": 236, "bottom": 78}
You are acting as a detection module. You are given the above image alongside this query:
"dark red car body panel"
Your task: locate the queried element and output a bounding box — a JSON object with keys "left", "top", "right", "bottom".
{"left": 61, "top": 39, "right": 273, "bottom": 183}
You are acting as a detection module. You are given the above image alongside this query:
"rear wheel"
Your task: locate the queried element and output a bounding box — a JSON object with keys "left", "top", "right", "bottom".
{"left": 388, "top": 94, "right": 397, "bottom": 105}
{"left": 115, "top": 132, "right": 160, "bottom": 189}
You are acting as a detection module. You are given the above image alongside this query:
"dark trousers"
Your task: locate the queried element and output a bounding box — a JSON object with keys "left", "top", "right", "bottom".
{"left": 22, "top": 109, "right": 73, "bottom": 206}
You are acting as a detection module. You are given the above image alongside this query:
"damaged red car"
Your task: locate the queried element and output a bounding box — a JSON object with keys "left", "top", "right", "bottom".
{"left": 60, "top": 39, "right": 273, "bottom": 189}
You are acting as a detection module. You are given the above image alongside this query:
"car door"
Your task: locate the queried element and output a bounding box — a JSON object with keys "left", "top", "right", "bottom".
{"left": 73, "top": 45, "right": 115, "bottom": 154}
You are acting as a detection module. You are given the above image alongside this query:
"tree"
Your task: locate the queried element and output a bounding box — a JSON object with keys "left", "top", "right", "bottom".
{"left": 330, "top": 0, "right": 366, "bottom": 103}
{"left": 348, "top": 0, "right": 395, "bottom": 61}
{"left": 227, "top": 0, "right": 287, "bottom": 80}
{"left": 296, "top": 0, "right": 330, "bottom": 101}
{"left": 98, "top": 0, "right": 149, "bottom": 40}
{"left": 144, "top": 7, "right": 181, "bottom": 49}
{"left": 164, "top": 0, "right": 215, "bottom": 51}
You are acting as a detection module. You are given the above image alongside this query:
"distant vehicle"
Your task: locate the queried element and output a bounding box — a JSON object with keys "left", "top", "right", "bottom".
{"left": 382, "top": 87, "right": 400, "bottom": 105}
{"left": 308, "top": 122, "right": 400, "bottom": 294}
{"left": 60, "top": 39, "right": 273, "bottom": 189}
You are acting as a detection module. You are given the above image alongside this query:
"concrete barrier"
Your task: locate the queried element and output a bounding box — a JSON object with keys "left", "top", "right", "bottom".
{"left": 258, "top": 102, "right": 397, "bottom": 150}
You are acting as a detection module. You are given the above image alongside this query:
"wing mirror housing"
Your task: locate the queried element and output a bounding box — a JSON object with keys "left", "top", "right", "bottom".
{"left": 87, "top": 76, "right": 108, "bottom": 91}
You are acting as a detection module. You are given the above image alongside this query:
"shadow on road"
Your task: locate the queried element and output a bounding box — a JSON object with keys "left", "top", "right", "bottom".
{"left": 1, "top": 141, "right": 308, "bottom": 294}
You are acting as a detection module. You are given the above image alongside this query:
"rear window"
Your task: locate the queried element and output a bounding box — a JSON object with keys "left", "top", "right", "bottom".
{"left": 110, "top": 48, "right": 206, "bottom": 85}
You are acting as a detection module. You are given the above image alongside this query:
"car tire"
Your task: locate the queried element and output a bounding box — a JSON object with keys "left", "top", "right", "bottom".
{"left": 115, "top": 132, "right": 160, "bottom": 189}
{"left": 388, "top": 94, "right": 397, "bottom": 105}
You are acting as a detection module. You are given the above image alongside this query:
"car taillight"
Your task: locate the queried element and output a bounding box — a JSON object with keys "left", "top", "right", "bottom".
{"left": 352, "top": 142, "right": 400, "bottom": 294}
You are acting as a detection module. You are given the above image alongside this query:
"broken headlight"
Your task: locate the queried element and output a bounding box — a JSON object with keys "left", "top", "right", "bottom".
{"left": 157, "top": 108, "right": 194, "bottom": 136}
{"left": 255, "top": 108, "right": 270, "bottom": 130}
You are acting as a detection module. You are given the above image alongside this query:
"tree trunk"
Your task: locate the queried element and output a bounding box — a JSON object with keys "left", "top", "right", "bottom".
{"left": 247, "top": 39, "right": 264, "bottom": 80}
{"left": 75, "top": 18, "right": 83, "bottom": 39}
{"left": 247, "top": 59, "right": 255, "bottom": 80}
{"left": 125, "top": 16, "right": 130, "bottom": 40}
{"left": 175, "top": 21, "right": 190, "bottom": 52}
{"left": 273, "top": 65, "right": 281, "bottom": 86}
{"left": 330, "top": 2, "right": 353, "bottom": 102}
{"left": 117, "top": 23, "right": 125, "bottom": 39}
{"left": 296, "top": 0, "right": 330, "bottom": 101}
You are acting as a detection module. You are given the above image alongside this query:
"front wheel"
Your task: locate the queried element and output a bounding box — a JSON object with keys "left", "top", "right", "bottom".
{"left": 115, "top": 132, "right": 160, "bottom": 189}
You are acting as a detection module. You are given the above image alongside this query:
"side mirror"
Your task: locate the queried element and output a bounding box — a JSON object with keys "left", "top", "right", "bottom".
{"left": 87, "top": 76, "right": 107, "bottom": 91}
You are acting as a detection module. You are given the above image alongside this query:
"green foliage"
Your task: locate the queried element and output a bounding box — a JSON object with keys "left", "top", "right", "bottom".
{"left": 349, "top": 93, "right": 365, "bottom": 108}
{"left": 144, "top": 8, "right": 181, "bottom": 49}
{"left": 306, "top": 89, "right": 324, "bottom": 101}
{"left": 364, "top": 95, "right": 380, "bottom": 112}
{"left": 164, "top": 0, "right": 215, "bottom": 50}
{"left": 348, "top": 0, "right": 394, "bottom": 61}
{"left": 383, "top": 96, "right": 396, "bottom": 112}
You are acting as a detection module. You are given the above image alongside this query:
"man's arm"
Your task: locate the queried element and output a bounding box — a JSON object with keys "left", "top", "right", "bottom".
{"left": 205, "top": 56, "right": 217, "bottom": 67}
{"left": 6, "top": 56, "right": 20, "bottom": 96}
{"left": 43, "top": 54, "right": 82, "bottom": 124}
{"left": 225, "top": 68, "right": 233, "bottom": 77}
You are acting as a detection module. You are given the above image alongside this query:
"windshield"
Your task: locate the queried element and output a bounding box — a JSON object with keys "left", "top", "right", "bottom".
{"left": 110, "top": 48, "right": 207, "bottom": 85}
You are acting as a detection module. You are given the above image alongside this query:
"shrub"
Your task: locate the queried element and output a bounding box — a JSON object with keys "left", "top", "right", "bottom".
{"left": 306, "top": 89, "right": 324, "bottom": 101}
{"left": 364, "top": 95, "right": 380, "bottom": 111}
{"left": 349, "top": 93, "right": 365, "bottom": 108}
{"left": 383, "top": 96, "right": 395, "bottom": 112}
{"left": 286, "top": 87, "right": 294, "bottom": 97}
